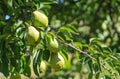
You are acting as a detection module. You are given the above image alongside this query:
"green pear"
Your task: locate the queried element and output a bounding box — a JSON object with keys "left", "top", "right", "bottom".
{"left": 49, "top": 53, "right": 65, "bottom": 71}
{"left": 33, "top": 10, "right": 48, "bottom": 28}
{"left": 27, "top": 26, "right": 39, "bottom": 44}
{"left": 47, "top": 37, "right": 60, "bottom": 53}
{"left": 39, "top": 61, "right": 46, "bottom": 73}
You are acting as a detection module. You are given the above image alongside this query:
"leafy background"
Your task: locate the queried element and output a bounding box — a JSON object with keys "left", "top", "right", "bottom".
{"left": 0, "top": 0, "right": 120, "bottom": 79}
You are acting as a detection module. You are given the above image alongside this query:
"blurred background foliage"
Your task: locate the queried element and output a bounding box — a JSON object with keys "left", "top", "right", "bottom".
{"left": 49, "top": 0, "right": 120, "bottom": 52}
{"left": 0, "top": 0, "right": 120, "bottom": 79}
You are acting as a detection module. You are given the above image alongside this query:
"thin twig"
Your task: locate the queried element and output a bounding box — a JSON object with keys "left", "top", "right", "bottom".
{"left": 63, "top": 42, "right": 95, "bottom": 60}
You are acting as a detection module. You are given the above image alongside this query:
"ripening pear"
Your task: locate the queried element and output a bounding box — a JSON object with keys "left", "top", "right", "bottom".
{"left": 33, "top": 10, "right": 48, "bottom": 28}
{"left": 39, "top": 61, "right": 46, "bottom": 73}
{"left": 27, "top": 26, "right": 39, "bottom": 44}
{"left": 47, "top": 37, "right": 60, "bottom": 53}
{"left": 49, "top": 53, "right": 65, "bottom": 71}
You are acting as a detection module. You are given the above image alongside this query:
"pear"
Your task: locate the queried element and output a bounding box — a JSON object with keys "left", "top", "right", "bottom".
{"left": 49, "top": 53, "right": 65, "bottom": 71}
{"left": 33, "top": 10, "right": 48, "bottom": 28}
{"left": 27, "top": 26, "right": 39, "bottom": 44}
{"left": 47, "top": 37, "right": 60, "bottom": 53}
{"left": 39, "top": 61, "right": 46, "bottom": 73}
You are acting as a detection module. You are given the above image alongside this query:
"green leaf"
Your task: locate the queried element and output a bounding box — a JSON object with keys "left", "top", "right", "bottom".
{"left": 23, "top": 65, "right": 31, "bottom": 77}
{"left": 59, "top": 24, "right": 77, "bottom": 34}
{"left": 88, "top": 72, "right": 93, "bottom": 79}
{"left": 10, "top": 58, "right": 17, "bottom": 67}
{"left": 60, "top": 50, "right": 68, "bottom": 60}
{"left": 21, "top": 55, "right": 30, "bottom": 65}
{"left": 88, "top": 59, "right": 93, "bottom": 72}
{"left": 89, "top": 38, "right": 102, "bottom": 44}
{"left": 95, "top": 72, "right": 101, "bottom": 79}
{"left": 42, "top": 49, "right": 50, "bottom": 61}
{"left": 33, "top": 49, "right": 42, "bottom": 64}
{"left": 99, "top": 57, "right": 119, "bottom": 78}
{"left": 0, "top": 56, "right": 9, "bottom": 77}
{"left": 33, "top": 63, "right": 39, "bottom": 77}
{"left": 104, "top": 75, "right": 111, "bottom": 79}
{"left": 58, "top": 30, "right": 73, "bottom": 42}
{"left": 41, "top": 1, "right": 57, "bottom": 4}
{"left": 40, "top": 31, "right": 45, "bottom": 39}
{"left": 74, "top": 42, "right": 82, "bottom": 49}
{"left": 7, "top": 0, "right": 13, "bottom": 7}
{"left": 97, "top": 57, "right": 102, "bottom": 71}
{"left": 102, "top": 47, "right": 112, "bottom": 54}
{"left": 93, "top": 63, "right": 99, "bottom": 73}
{"left": 32, "top": 49, "right": 42, "bottom": 76}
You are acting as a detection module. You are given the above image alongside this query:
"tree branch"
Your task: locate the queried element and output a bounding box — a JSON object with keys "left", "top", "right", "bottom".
{"left": 56, "top": 36, "right": 96, "bottom": 60}
{"left": 63, "top": 42, "right": 95, "bottom": 60}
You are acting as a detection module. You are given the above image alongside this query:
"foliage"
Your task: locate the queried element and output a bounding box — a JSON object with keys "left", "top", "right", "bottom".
{"left": 0, "top": 0, "right": 120, "bottom": 79}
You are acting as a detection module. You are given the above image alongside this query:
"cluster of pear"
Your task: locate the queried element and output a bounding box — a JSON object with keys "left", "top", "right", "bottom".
{"left": 26, "top": 10, "right": 65, "bottom": 73}
{"left": 39, "top": 36, "right": 65, "bottom": 72}
{"left": 46, "top": 35, "right": 65, "bottom": 71}
{"left": 27, "top": 10, "right": 48, "bottom": 45}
